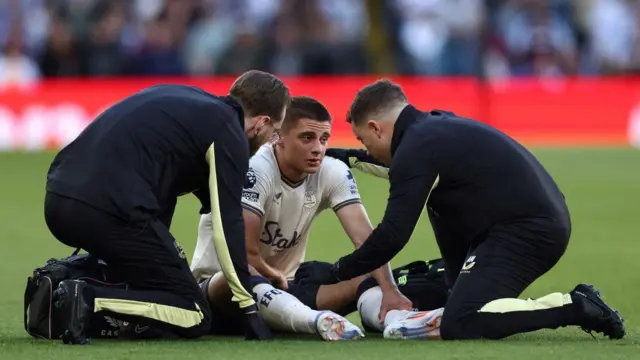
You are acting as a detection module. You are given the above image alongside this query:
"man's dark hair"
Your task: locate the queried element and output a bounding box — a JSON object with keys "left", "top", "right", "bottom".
{"left": 347, "top": 79, "right": 408, "bottom": 126}
{"left": 281, "top": 96, "right": 332, "bottom": 133}
{"left": 229, "top": 70, "right": 291, "bottom": 123}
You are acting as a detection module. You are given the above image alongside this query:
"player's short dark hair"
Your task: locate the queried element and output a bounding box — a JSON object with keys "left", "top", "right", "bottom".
{"left": 229, "top": 70, "right": 291, "bottom": 123}
{"left": 281, "top": 96, "right": 332, "bottom": 133}
{"left": 347, "top": 79, "right": 408, "bottom": 126}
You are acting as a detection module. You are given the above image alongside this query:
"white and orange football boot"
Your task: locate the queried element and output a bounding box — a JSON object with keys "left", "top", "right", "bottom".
{"left": 383, "top": 308, "right": 444, "bottom": 340}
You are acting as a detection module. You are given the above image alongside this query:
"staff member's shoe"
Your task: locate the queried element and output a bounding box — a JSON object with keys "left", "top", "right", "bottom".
{"left": 570, "top": 284, "right": 625, "bottom": 340}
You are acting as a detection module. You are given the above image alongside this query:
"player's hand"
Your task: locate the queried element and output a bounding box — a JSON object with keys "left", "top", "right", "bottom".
{"left": 272, "top": 271, "right": 289, "bottom": 290}
{"left": 379, "top": 288, "right": 413, "bottom": 324}
{"left": 243, "top": 304, "right": 274, "bottom": 341}
{"left": 295, "top": 261, "right": 340, "bottom": 285}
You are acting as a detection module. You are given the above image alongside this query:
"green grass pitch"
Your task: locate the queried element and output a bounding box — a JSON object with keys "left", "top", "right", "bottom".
{"left": 0, "top": 149, "right": 639, "bottom": 359}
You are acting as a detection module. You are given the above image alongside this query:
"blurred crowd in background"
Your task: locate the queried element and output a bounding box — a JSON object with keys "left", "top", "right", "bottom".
{"left": 1, "top": 0, "right": 640, "bottom": 85}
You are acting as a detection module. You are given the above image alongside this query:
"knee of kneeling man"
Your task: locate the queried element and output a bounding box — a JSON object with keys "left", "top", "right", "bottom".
{"left": 180, "top": 318, "right": 212, "bottom": 339}
{"left": 439, "top": 310, "right": 467, "bottom": 340}
{"left": 180, "top": 329, "right": 207, "bottom": 339}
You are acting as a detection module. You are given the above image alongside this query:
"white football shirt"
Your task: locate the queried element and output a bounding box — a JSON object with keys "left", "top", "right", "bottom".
{"left": 191, "top": 144, "right": 362, "bottom": 281}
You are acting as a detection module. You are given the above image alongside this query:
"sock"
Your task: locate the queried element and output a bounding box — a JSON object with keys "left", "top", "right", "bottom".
{"left": 253, "top": 283, "right": 319, "bottom": 334}
{"left": 357, "top": 286, "right": 414, "bottom": 332}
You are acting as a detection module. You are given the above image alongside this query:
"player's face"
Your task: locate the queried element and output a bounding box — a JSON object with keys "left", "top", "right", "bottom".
{"left": 351, "top": 120, "right": 392, "bottom": 165}
{"left": 280, "top": 118, "right": 331, "bottom": 174}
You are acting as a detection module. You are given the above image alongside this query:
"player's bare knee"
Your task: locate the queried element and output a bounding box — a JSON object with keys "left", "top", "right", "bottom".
{"left": 207, "top": 272, "right": 233, "bottom": 307}
{"left": 316, "top": 276, "right": 363, "bottom": 311}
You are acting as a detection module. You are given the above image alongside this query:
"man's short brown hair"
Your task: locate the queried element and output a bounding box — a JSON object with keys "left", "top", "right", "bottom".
{"left": 347, "top": 79, "right": 407, "bottom": 125}
{"left": 281, "top": 96, "right": 332, "bottom": 133}
{"left": 229, "top": 70, "right": 291, "bottom": 123}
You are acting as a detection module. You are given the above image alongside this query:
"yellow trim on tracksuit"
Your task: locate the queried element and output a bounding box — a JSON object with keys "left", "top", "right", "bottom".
{"left": 206, "top": 143, "right": 255, "bottom": 309}
{"left": 94, "top": 298, "right": 204, "bottom": 328}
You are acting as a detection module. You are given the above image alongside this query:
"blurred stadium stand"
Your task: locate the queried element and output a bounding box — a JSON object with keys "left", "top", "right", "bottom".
{"left": 2, "top": 0, "right": 640, "bottom": 84}
{"left": 1, "top": 0, "right": 640, "bottom": 149}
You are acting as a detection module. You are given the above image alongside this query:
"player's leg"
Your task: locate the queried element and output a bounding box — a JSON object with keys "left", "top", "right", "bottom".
{"left": 385, "top": 223, "right": 625, "bottom": 340}
{"left": 290, "top": 260, "right": 370, "bottom": 316}
{"left": 288, "top": 262, "right": 386, "bottom": 335}
{"left": 356, "top": 260, "right": 450, "bottom": 334}
{"left": 291, "top": 259, "right": 449, "bottom": 333}
{"left": 357, "top": 285, "right": 429, "bottom": 333}
{"left": 289, "top": 274, "right": 397, "bottom": 333}
{"left": 315, "top": 275, "right": 368, "bottom": 315}
{"left": 45, "top": 193, "right": 211, "bottom": 344}
{"left": 203, "top": 271, "right": 363, "bottom": 340}
{"left": 284, "top": 261, "right": 367, "bottom": 317}
{"left": 255, "top": 280, "right": 363, "bottom": 340}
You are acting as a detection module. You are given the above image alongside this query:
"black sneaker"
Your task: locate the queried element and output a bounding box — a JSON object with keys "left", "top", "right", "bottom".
{"left": 53, "top": 280, "right": 93, "bottom": 345}
{"left": 570, "top": 284, "right": 625, "bottom": 340}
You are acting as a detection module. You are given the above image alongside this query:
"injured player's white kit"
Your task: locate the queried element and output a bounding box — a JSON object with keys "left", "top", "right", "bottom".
{"left": 191, "top": 143, "right": 362, "bottom": 280}
{"left": 191, "top": 144, "right": 364, "bottom": 341}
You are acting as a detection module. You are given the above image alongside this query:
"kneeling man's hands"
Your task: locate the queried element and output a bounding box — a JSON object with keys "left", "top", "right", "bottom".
{"left": 295, "top": 261, "right": 340, "bottom": 285}
{"left": 379, "top": 288, "right": 413, "bottom": 324}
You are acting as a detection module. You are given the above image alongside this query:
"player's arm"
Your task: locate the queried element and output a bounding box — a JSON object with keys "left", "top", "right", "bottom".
{"left": 205, "top": 140, "right": 255, "bottom": 309}
{"left": 324, "top": 161, "right": 397, "bottom": 289}
{"left": 244, "top": 210, "right": 274, "bottom": 277}
{"left": 240, "top": 169, "right": 287, "bottom": 286}
{"left": 334, "top": 203, "right": 397, "bottom": 292}
{"left": 325, "top": 148, "right": 389, "bottom": 179}
{"left": 243, "top": 209, "right": 288, "bottom": 288}
{"left": 332, "top": 135, "right": 445, "bottom": 282}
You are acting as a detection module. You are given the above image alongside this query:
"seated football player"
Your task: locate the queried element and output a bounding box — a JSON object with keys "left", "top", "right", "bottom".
{"left": 190, "top": 96, "right": 445, "bottom": 340}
